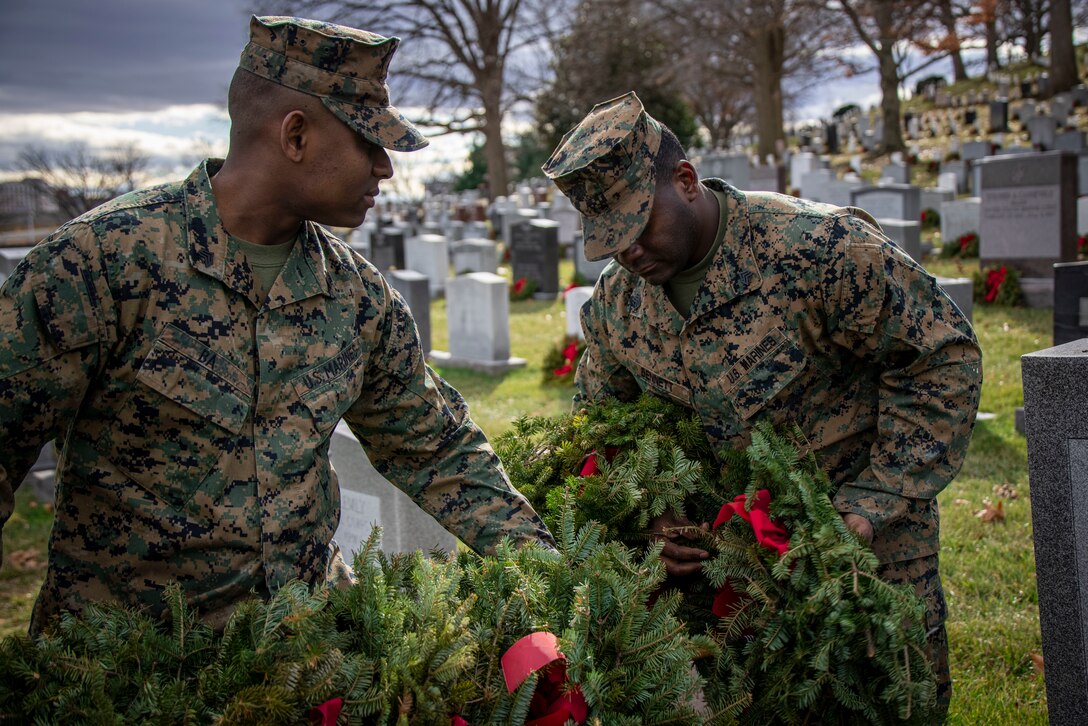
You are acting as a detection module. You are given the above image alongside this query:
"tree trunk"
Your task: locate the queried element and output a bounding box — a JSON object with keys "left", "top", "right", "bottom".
{"left": 480, "top": 70, "right": 509, "bottom": 200}
{"left": 751, "top": 24, "right": 786, "bottom": 162}
{"left": 874, "top": 1, "right": 905, "bottom": 153}
{"left": 985, "top": 17, "right": 1001, "bottom": 74}
{"left": 1049, "top": 0, "right": 1078, "bottom": 96}
{"left": 938, "top": 0, "right": 967, "bottom": 82}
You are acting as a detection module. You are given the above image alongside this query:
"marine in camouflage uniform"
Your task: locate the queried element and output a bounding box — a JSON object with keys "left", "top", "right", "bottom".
{"left": 542, "top": 92, "right": 982, "bottom": 720}
{"left": 0, "top": 16, "right": 552, "bottom": 635}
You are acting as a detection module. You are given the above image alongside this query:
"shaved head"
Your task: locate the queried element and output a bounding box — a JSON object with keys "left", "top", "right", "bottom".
{"left": 226, "top": 68, "right": 327, "bottom": 149}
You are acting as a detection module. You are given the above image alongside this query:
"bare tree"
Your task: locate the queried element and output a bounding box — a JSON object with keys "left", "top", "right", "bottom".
{"left": 17, "top": 142, "right": 150, "bottom": 219}
{"left": 831, "top": 0, "right": 938, "bottom": 154}
{"left": 273, "top": 1, "right": 571, "bottom": 199}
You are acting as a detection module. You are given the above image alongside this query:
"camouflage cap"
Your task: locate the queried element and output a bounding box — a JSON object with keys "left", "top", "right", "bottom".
{"left": 541, "top": 92, "right": 661, "bottom": 261}
{"left": 240, "top": 15, "right": 428, "bottom": 152}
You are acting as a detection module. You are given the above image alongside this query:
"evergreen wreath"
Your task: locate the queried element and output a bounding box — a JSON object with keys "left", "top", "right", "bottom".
{"left": 972, "top": 264, "right": 1022, "bottom": 306}
{"left": 541, "top": 336, "right": 586, "bottom": 385}
{"left": 509, "top": 277, "right": 538, "bottom": 301}
{"left": 494, "top": 394, "right": 936, "bottom": 723}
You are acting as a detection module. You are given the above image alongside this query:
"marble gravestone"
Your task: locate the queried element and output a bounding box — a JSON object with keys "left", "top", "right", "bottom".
{"left": 329, "top": 422, "right": 457, "bottom": 558}
{"left": 450, "top": 237, "right": 499, "bottom": 275}
{"left": 510, "top": 218, "right": 560, "bottom": 298}
{"left": 371, "top": 226, "right": 406, "bottom": 271}
{"left": 404, "top": 234, "right": 449, "bottom": 297}
{"left": 1053, "top": 261, "right": 1088, "bottom": 345}
{"left": 0, "top": 246, "right": 33, "bottom": 280}
{"left": 940, "top": 198, "right": 981, "bottom": 245}
{"left": 877, "top": 219, "right": 922, "bottom": 262}
{"left": 564, "top": 286, "right": 594, "bottom": 340}
{"left": 574, "top": 232, "right": 611, "bottom": 283}
{"left": 429, "top": 272, "right": 526, "bottom": 373}
{"left": 850, "top": 184, "right": 921, "bottom": 223}
{"left": 748, "top": 164, "right": 786, "bottom": 193}
{"left": 698, "top": 152, "right": 750, "bottom": 189}
{"left": 936, "top": 277, "right": 973, "bottom": 324}
{"left": 1021, "top": 339, "right": 1088, "bottom": 726}
{"left": 387, "top": 269, "right": 432, "bottom": 354}
{"left": 977, "top": 151, "right": 1077, "bottom": 307}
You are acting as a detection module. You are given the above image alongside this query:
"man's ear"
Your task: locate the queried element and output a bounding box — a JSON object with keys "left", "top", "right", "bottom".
{"left": 280, "top": 110, "right": 308, "bottom": 162}
{"left": 673, "top": 160, "right": 700, "bottom": 201}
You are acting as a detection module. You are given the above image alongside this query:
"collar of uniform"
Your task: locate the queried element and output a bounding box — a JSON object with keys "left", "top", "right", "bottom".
{"left": 184, "top": 159, "right": 335, "bottom": 305}
{"left": 686, "top": 179, "right": 761, "bottom": 322}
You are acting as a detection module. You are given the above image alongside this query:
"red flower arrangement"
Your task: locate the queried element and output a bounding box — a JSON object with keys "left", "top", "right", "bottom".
{"left": 543, "top": 336, "right": 586, "bottom": 385}
{"left": 1078, "top": 234, "right": 1087, "bottom": 260}
{"left": 973, "top": 264, "right": 1022, "bottom": 306}
{"left": 510, "top": 277, "right": 538, "bottom": 301}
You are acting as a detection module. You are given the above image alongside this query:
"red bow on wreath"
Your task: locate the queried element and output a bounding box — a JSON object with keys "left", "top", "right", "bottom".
{"left": 984, "top": 265, "right": 1007, "bottom": 303}
{"left": 513, "top": 278, "right": 528, "bottom": 295}
{"left": 502, "top": 632, "right": 589, "bottom": 726}
{"left": 309, "top": 697, "right": 342, "bottom": 725}
{"left": 553, "top": 342, "right": 581, "bottom": 377}
{"left": 710, "top": 489, "right": 791, "bottom": 618}
{"left": 579, "top": 446, "right": 619, "bottom": 477}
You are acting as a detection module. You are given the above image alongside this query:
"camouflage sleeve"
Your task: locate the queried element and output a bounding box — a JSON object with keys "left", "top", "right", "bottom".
{"left": 343, "top": 280, "right": 554, "bottom": 555}
{"left": 573, "top": 278, "right": 641, "bottom": 408}
{"left": 0, "top": 226, "right": 113, "bottom": 563}
{"left": 822, "top": 214, "right": 982, "bottom": 533}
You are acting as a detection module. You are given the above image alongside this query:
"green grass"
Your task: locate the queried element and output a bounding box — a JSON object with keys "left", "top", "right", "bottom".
{"left": 0, "top": 255, "right": 1052, "bottom": 722}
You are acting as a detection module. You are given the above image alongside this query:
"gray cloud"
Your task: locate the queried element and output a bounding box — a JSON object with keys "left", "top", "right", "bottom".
{"left": 0, "top": 0, "right": 252, "bottom": 113}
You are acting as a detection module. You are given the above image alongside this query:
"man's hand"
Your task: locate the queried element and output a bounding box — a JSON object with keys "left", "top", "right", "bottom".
{"left": 648, "top": 511, "right": 709, "bottom": 577}
{"left": 841, "top": 513, "right": 874, "bottom": 545}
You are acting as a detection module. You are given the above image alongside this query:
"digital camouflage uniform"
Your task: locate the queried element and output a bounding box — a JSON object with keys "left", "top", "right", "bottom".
{"left": 544, "top": 93, "right": 982, "bottom": 719}
{"left": 0, "top": 16, "right": 552, "bottom": 634}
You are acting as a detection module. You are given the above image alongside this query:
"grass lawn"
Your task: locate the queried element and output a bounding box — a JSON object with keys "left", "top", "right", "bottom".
{"left": 0, "top": 256, "right": 1052, "bottom": 723}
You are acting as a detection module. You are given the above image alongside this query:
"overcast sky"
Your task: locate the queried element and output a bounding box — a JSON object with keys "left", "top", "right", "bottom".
{"left": 0, "top": 0, "right": 248, "bottom": 113}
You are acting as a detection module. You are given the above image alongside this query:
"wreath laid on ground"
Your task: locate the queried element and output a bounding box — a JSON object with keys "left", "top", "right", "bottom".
{"left": 919, "top": 208, "right": 939, "bottom": 230}
{"left": 509, "top": 277, "right": 538, "bottom": 301}
{"left": 939, "top": 231, "right": 978, "bottom": 259}
{"left": 1078, "top": 234, "right": 1087, "bottom": 260}
{"left": 972, "top": 264, "right": 1023, "bottom": 306}
{"left": 542, "top": 335, "right": 586, "bottom": 386}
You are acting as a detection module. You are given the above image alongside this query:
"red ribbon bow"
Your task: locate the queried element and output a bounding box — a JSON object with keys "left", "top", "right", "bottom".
{"left": 513, "top": 278, "right": 528, "bottom": 294}
{"left": 578, "top": 446, "right": 619, "bottom": 477}
{"left": 711, "top": 490, "right": 790, "bottom": 618}
{"left": 984, "top": 266, "right": 1007, "bottom": 303}
{"left": 502, "top": 632, "right": 588, "bottom": 726}
{"left": 309, "top": 697, "right": 342, "bottom": 725}
{"left": 553, "top": 342, "right": 581, "bottom": 377}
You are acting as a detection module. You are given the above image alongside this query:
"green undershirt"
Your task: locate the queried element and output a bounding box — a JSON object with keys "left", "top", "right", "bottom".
{"left": 233, "top": 236, "right": 296, "bottom": 302}
{"left": 665, "top": 187, "right": 729, "bottom": 317}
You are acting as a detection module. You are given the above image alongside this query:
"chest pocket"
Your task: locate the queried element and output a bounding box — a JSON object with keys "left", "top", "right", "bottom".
{"left": 99, "top": 324, "right": 253, "bottom": 511}
{"left": 722, "top": 328, "right": 808, "bottom": 422}
{"left": 293, "top": 338, "right": 367, "bottom": 436}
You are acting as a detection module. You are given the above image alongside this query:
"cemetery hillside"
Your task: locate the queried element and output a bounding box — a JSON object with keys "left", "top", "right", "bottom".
{"left": 5, "top": 8, "right": 1088, "bottom": 725}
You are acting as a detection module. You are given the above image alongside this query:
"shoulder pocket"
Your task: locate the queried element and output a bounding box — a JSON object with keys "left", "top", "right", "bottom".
{"left": 835, "top": 242, "right": 886, "bottom": 335}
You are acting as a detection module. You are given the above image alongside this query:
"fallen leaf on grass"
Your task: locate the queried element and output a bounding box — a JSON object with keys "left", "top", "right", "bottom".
{"left": 1030, "top": 652, "right": 1044, "bottom": 675}
{"left": 6, "top": 548, "right": 43, "bottom": 571}
{"left": 993, "top": 483, "right": 1019, "bottom": 500}
{"left": 976, "top": 499, "right": 1005, "bottom": 523}
{"left": 953, "top": 498, "right": 971, "bottom": 506}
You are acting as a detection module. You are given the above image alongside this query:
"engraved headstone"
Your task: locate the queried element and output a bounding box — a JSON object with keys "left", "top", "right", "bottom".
{"left": 877, "top": 219, "right": 922, "bottom": 262}
{"left": 371, "top": 226, "right": 406, "bottom": 271}
{"left": 549, "top": 191, "right": 581, "bottom": 247}
{"left": 387, "top": 269, "right": 432, "bottom": 354}
{"left": 789, "top": 152, "right": 817, "bottom": 192}
{"left": 330, "top": 422, "right": 457, "bottom": 557}
{"left": 940, "top": 197, "right": 981, "bottom": 244}
{"left": 990, "top": 100, "right": 1009, "bottom": 132}
{"left": 1028, "top": 116, "right": 1059, "bottom": 150}
{"left": 936, "top": 277, "right": 973, "bottom": 324}
{"left": 881, "top": 161, "right": 911, "bottom": 184}
{"left": 404, "top": 234, "right": 449, "bottom": 297}
{"left": 850, "top": 184, "right": 921, "bottom": 222}
{"left": 977, "top": 152, "right": 1077, "bottom": 291}
{"left": 510, "top": 218, "right": 560, "bottom": 297}
{"left": 1021, "top": 339, "right": 1088, "bottom": 726}
{"left": 450, "top": 238, "right": 499, "bottom": 275}
{"left": 429, "top": 272, "right": 526, "bottom": 373}
{"left": 1055, "top": 131, "right": 1087, "bottom": 153}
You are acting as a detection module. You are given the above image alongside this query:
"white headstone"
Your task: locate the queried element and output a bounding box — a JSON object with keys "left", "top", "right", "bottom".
{"left": 940, "top": 198, "right": 982, "bottom": 244}
{"left": 329, "top": 422, "right": 458, "bottom": 557}
{"left": 404, "top": 234, "right": 449, "bottom": 297}
{"left": 430, "top": 272, "right": 527, "bottom": 373}
{"left": 564, "top": 286, "right": 594, "bottom": 339}
{"left": 450, "top": 238, "right": 499, "bottom": 274}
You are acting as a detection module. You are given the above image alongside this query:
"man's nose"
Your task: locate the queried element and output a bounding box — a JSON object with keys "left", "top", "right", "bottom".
{"left": 618, "top": 242, "right": 642, "bottom": 266}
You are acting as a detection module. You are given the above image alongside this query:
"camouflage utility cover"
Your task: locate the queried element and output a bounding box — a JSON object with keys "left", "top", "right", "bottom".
{"left": 542, "top": 91, "right": 661, "bottom": 262}
{"left": 576, "top": 181, "right": 983, "bottom": 565}
{"left": 0, "top": 160, "right": 551, "bottom": 633}
{"left": 240, "top": 15, "right": 428, "bottom": 152}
